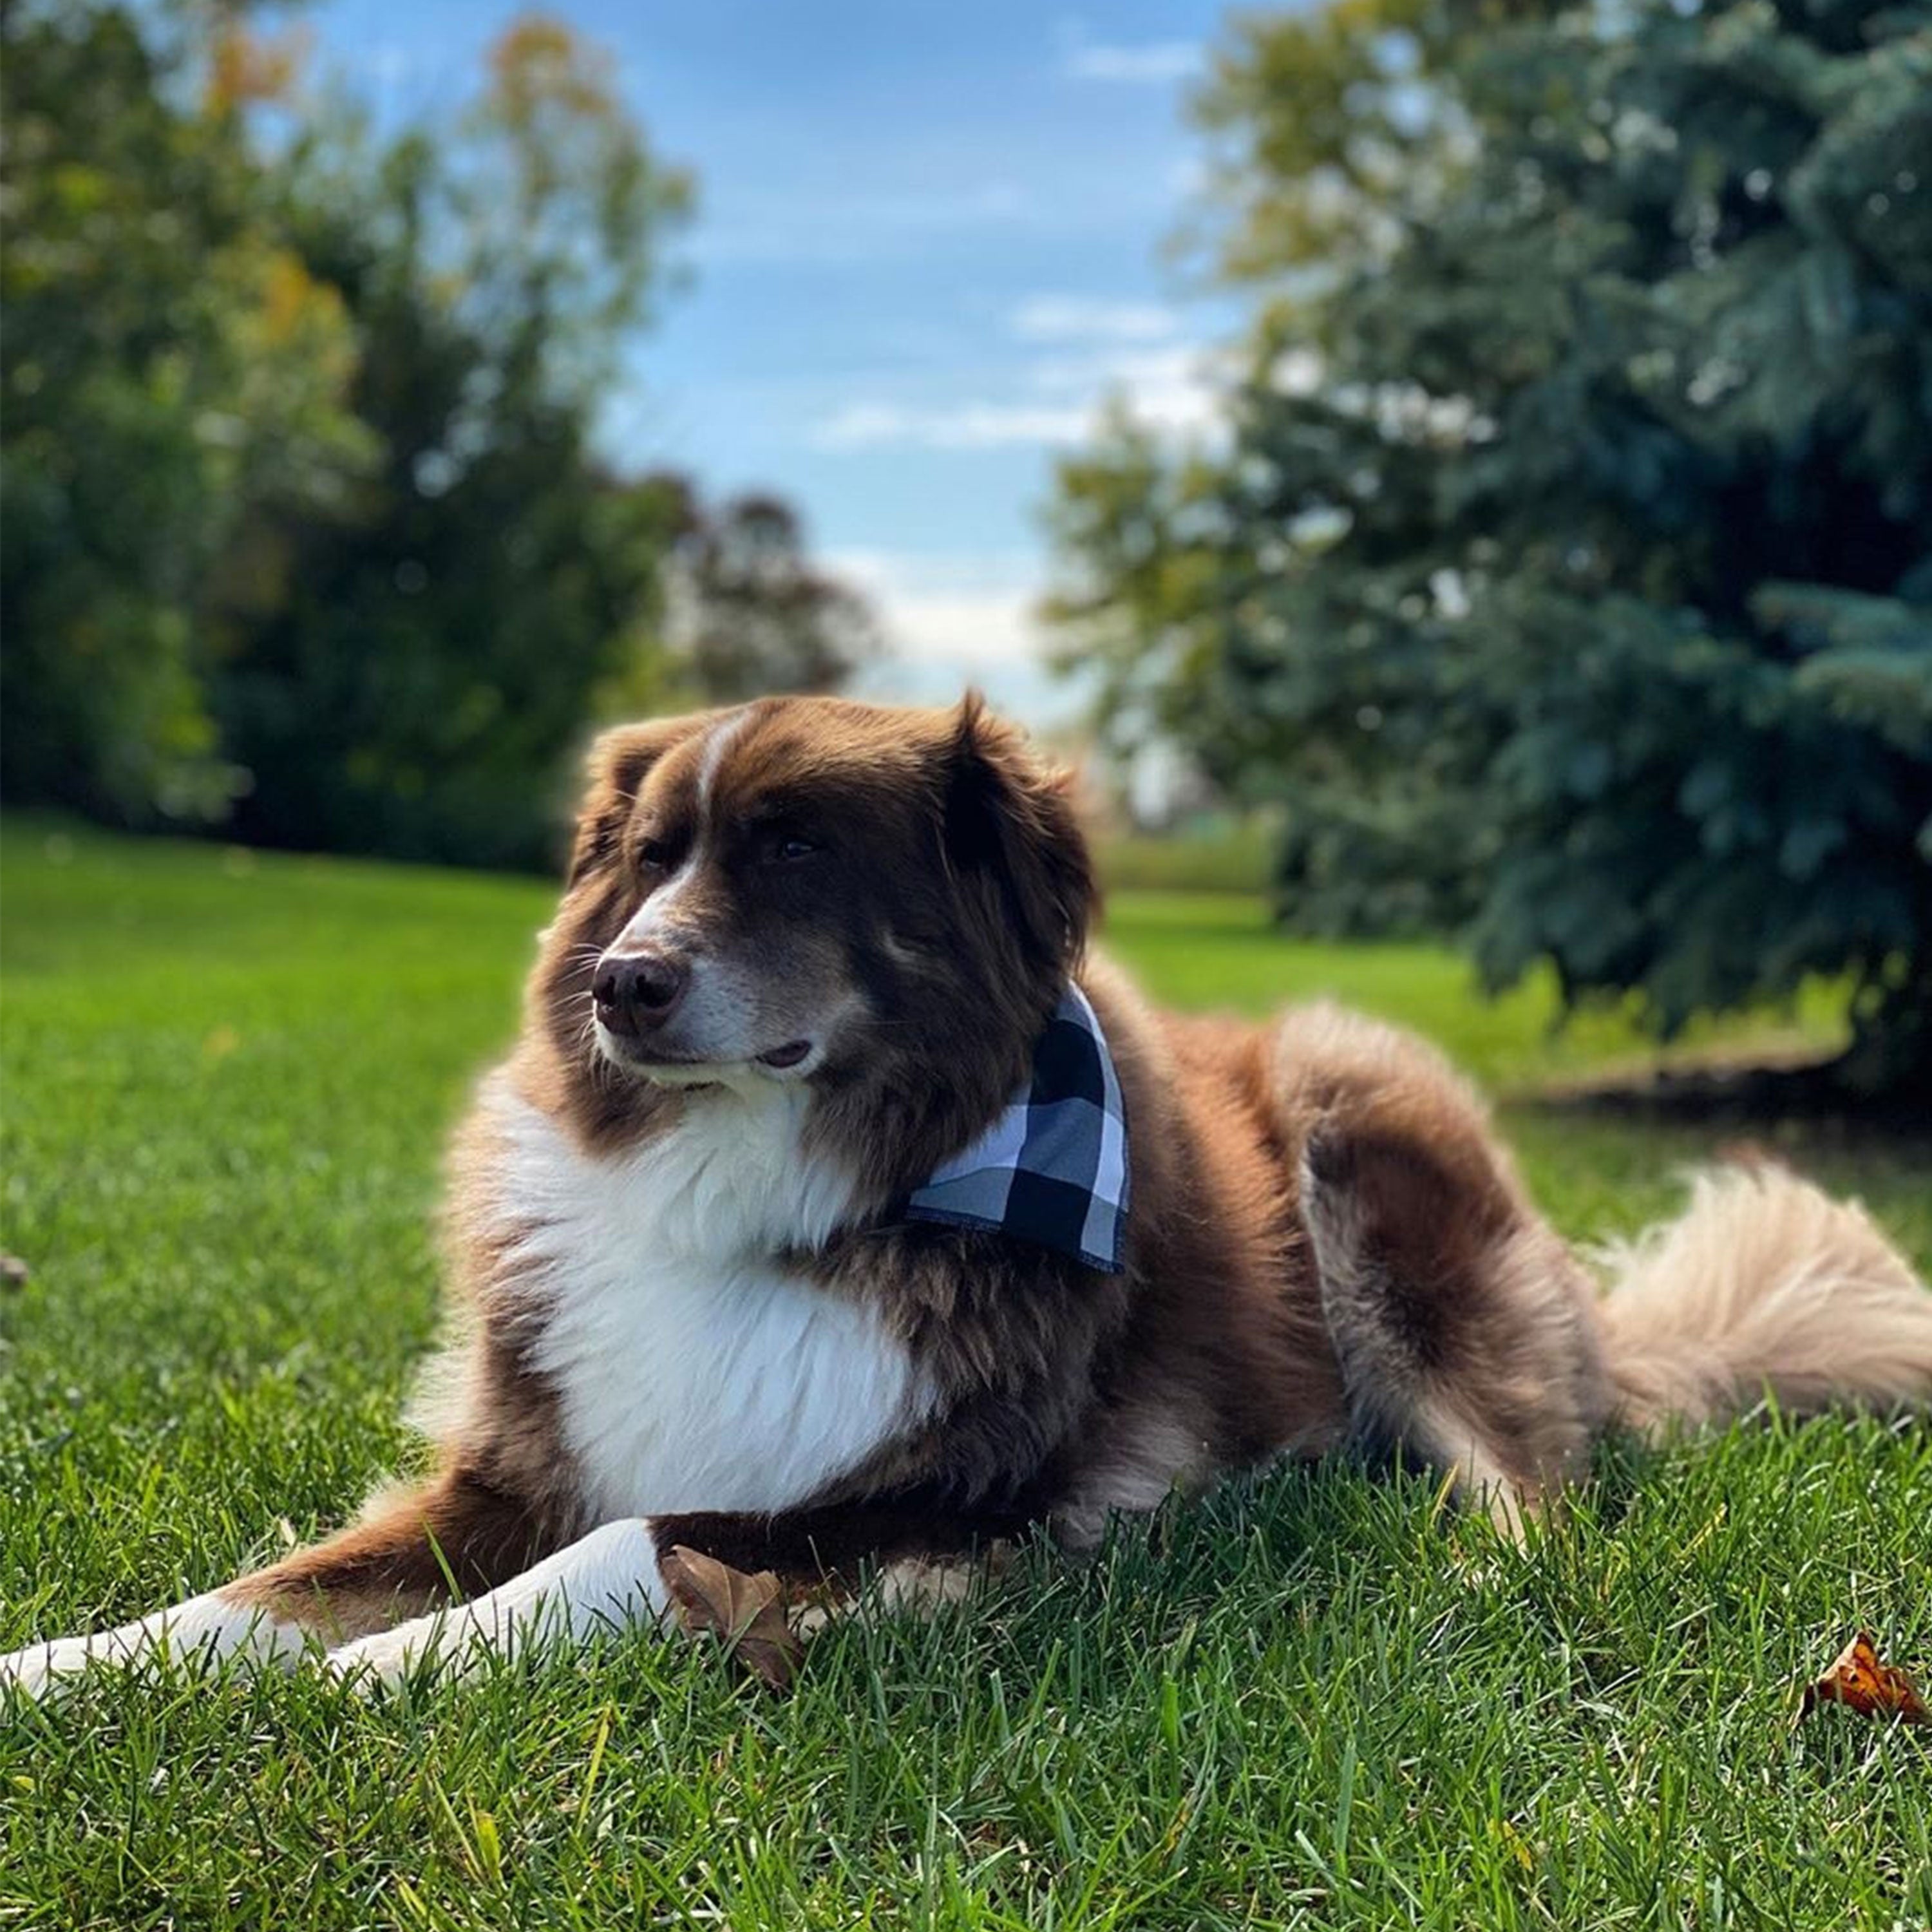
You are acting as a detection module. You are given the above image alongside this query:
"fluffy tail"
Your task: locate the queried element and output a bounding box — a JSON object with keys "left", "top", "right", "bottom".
{"left": 1595, "top": 1164, "right": 1932, "bottom": 1437}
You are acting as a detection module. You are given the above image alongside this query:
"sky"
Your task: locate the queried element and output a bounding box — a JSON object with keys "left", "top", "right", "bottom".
{"left": 306, "top": 0, "right": 1247, "bottom": 724}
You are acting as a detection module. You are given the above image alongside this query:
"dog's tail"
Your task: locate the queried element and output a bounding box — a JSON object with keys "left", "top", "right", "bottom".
{"left": 1593, "top": 1163, "right": 1932, "bottom": 1439}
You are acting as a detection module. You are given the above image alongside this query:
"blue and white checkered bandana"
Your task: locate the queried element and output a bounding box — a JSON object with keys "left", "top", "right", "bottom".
{"left": 902, "top": 983, "right": 1130, "bottom": 1273}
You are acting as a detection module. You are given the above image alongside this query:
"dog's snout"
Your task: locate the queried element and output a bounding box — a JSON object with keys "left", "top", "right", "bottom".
{"left": 592, "top": 949, "right": 689, "bottom": 1033}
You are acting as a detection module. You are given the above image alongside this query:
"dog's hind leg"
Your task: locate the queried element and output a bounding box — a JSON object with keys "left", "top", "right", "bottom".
{"left": 1274, "top": 1005, "right": 1611, "bottom": 1533}
{"left": 0, "top": 1466, "right": 550, "bottom": 1700}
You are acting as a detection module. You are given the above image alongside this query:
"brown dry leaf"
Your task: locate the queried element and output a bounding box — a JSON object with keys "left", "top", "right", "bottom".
{"left": 660, "top": 1546, "right": 802, "bottom": 1694}
{"left": 1797, "top": 1632, "right": 1931, "bottom": 1727}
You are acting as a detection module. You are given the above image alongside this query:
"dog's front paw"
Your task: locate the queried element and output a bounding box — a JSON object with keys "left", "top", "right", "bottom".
{"left": 0, "top": 1634, "right": 108, "bottom": 1702}
{"left": 322, "top": 1615, "right": 472, "bottom": 1694}
{"left": 2, "top": 1598, "right": 309, "bottom": 1703}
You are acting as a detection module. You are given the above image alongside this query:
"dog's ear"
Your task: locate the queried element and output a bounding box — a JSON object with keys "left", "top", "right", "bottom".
{"left": 565, "top": 714, "right": 710, "bottom": 886}
{"left": 942, "top": 692, "right": 1095, "bottom": 977}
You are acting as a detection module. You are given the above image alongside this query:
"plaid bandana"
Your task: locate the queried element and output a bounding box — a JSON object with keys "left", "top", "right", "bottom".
{"left": 901, "top": 983, "right": 1130, "bottom": 1274}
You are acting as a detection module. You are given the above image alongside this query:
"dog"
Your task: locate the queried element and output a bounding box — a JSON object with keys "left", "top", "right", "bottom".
{"left": 6, "top": 692, "right": 1931, "bottom": 1697}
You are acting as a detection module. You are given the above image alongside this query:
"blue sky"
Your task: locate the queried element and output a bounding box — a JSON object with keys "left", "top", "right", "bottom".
{"left": 308, "top": 0, "right": 1245, "bottom": 721}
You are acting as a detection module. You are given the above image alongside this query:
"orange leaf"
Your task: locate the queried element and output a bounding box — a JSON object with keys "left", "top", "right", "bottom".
{"left": 1798, "top": 1632, "right": 1931, "bottom": 1727}
{"left": 659, "top": 1546, "right": 802, "bottom": 1694}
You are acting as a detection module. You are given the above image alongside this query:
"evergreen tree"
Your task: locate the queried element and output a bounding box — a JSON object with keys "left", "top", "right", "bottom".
{"left": 1050, "top": 0, "right": 1932, "bottom": 1091}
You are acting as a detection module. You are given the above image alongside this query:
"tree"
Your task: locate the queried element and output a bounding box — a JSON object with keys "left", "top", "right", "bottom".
{"left": 209, "top": 12, "right": 695, "bottom": 867}
{"left": 4, "top": 5, "right": 875, "bottom": 870}
{"left": 1048, "top": 0, "right": 1932, "bottom": 1092}
{"left": 0, "top": 1, "right": 370, "bottom": 824}
{"left": 656, "top": 487, "right": 879, "bottom": 706}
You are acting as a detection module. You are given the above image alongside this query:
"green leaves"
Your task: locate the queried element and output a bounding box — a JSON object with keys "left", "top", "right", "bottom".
{"left": 2, "top": 5, "right": 870, "bottom": 870}
{"left": 1048, "top": 0, "right": 1932, "bottom": 1090}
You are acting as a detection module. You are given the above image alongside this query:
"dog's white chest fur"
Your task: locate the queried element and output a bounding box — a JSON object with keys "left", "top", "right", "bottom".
{"left": 489, "top": 1079, "right": 924, "bottom": 1520}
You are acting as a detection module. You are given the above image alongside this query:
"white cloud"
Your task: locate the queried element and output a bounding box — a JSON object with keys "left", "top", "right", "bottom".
{"left": 811, "top": 341, "right": 1226, "bottom": 453}
{"left": 827, "top": 550, "right": 1045, "bottom": 665}
{"left": 1010, "top": 296, "right": 1180, "bottom": 343}
{"left": 813, "top": 401, "right": 1095, "bottom": 451}
{"left": 1032, "top": 339, "right": 1217, "bottom": 399}
{"left": 1059, "top": 23, "right": 1202, "bottom": 86}
{"left": 1036, "top": 342, "right": 1226, "bottom": 437}
{"left": 829, "top": 549, "right": 1088, "bottom": 730}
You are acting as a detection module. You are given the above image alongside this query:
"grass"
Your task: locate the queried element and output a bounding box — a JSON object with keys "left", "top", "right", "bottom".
{"left": 1, "top": 817, "right": 1927, "bottom": 1932}
{"left": 1088, "top": 819, "right": 1278, "bottom": 896}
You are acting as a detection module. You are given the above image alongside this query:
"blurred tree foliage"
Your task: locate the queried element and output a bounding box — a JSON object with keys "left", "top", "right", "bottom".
{"left": 1, "top": 4, "right": 372, "bottom": 824}
{"left": 652, "top": 488, "right": 880, "bottom": 707}
{"left": 1, "top": 3, "right": 871, "bottom": 869}
{"left": 1048, "top": 0, "right": 1932, "bottom": 1092}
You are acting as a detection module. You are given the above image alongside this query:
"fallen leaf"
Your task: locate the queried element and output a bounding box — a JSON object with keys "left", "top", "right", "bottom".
{"left": 1797, "top": 1632, "right": 1931, "bottom": 1727}
{"left": 660, "top": 1546, "right": 802, "bottom": 1694}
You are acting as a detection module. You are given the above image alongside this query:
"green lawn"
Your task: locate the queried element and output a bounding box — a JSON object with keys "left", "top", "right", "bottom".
{"left": 3, "top": 820, "right": 1927, "bottom": 1932}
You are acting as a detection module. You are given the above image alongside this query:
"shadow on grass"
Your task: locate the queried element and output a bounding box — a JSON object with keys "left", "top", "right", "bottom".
{"left": 1522, "top": 1048, "right": 1932, "bottom": 1139}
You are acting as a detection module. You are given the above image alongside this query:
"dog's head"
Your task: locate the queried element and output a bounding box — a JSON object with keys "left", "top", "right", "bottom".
{"left": 534, "top": 694, "right": 1094, "bottom": 1168}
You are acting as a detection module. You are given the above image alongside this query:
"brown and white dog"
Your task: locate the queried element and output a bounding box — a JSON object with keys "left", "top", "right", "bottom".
{"left": 7, "top": 694, "right": 1932, "bottom": 1697}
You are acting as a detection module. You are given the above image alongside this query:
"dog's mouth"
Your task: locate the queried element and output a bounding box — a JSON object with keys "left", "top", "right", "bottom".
{"left": 594, "top": 1027, "right": 818, "bottom": 1080}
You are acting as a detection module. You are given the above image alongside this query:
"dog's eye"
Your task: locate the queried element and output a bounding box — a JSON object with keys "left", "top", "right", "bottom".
{"left": 770, "top": 835, "right": 820, "bottom": 863}
{"left": 638, "top": 838, "right": 674, "bottom": 873}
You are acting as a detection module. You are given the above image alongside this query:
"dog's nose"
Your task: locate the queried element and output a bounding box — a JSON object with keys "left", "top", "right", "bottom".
{"left": 592, "top": 950, "right": 688, "bottom": 1033}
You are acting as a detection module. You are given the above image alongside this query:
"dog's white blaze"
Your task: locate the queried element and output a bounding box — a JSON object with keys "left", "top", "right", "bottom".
{"left": 323, "top": 1518, "right": 666, "bottom": 1687}
{"left": 489, "top": 1077, "right": 927, "bottom": 1522}
{"left": 696, "top": 706, "right": 749, "bottom": 808}
{"left": 619, "top": 707, "right": 751, "bottom": 942}
{"left": 1, "top": 1591, "right": 305, "bottom": 1698}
